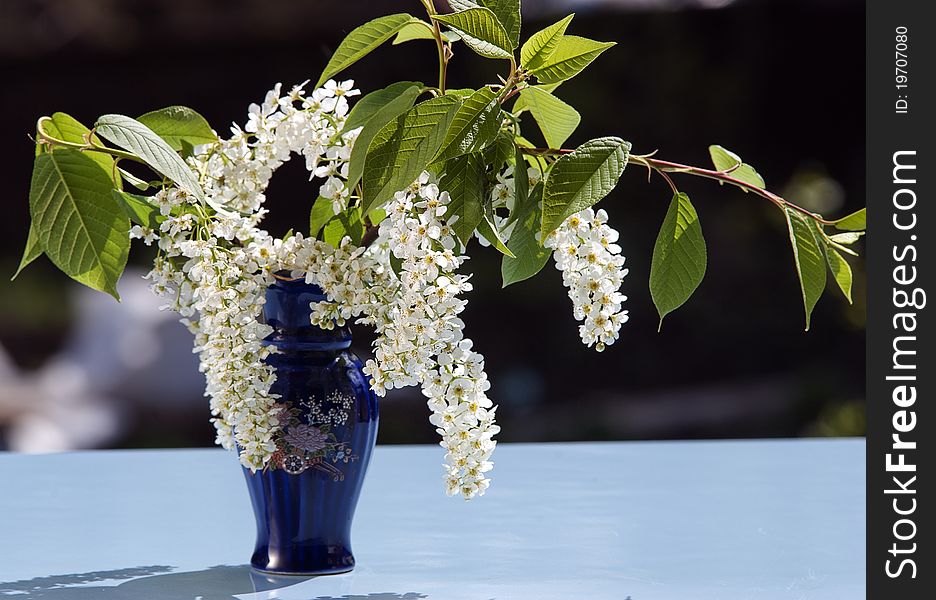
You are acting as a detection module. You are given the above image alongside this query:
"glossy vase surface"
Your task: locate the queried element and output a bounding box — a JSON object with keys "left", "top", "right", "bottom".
{"left": 241, "top": 278, "right": 378, "bottom": 575}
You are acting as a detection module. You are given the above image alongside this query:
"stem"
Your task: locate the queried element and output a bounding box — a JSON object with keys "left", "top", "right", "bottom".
{"left": 423, "top": 0, "right": 448, "bottom": 94}
{"left": 519, "top": 146, "right": 835, "bottom": 226}
{"left": 633, "top": 155, "right": 834, "bottom": 225}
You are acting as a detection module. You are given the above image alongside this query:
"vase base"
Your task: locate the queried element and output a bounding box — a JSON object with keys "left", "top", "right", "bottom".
{"left": 250, "top": 564, "right": 355, "bottom": 577}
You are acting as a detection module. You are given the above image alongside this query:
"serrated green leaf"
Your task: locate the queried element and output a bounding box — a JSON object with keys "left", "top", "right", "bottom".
{"left": 343, "top": 82, "right": 423, "bottom": 134}
{"left": 369, "top": 208, "right": 388, "bottom": 226}
{"left": 785, "top": 208, "right": 827, "bottom": 330}
{"left": 12, "top": 224, "right": 43, "bottom": 280}
{"left": 136, "top": 106, "right": 217, "bottom": 151}
{"left": 323, "top": 206, "right": 364, "bottom": 247}
{"left": 440, "top": 154, "right": 486, "bottom": 245}
{"left": 477, "top": 209, "right": 515, "bottom": 257}
{"left": 433, "top": 86, "right": 502, "bottom": 164}
{"left": 521, "top": 14, "right": 574, "bottom": 70}
{"left": 502, "top": 185, "right": 549, "bottom": 286}
{"left": 515, "top": 86, "right": 580, "bottom": 149}
{"left": 448, "top": 0, "right": 481, "bottom": 10}
{"left": 510, "top": 146, "right": 531, "bottom": 222}
{"left": 309, "top": 196, "right": 335, "bottom": 238}
{"left": 541, "top": 137, "right": 630, "bottom": 236}
{"left": 28, "top": 150, "right": 129, "bottom": 299}
{"left": 708, "top": 144, "right": 765, "bottom": 190}
{"left": 823, "top": 241, "right": 853, "bottom": 304}
{"left": 113, "top": 190, "right": 163, "bottom": 229}
{"left": 649, "top": 193, "right": 707, "bottom": 327}
{"left": 95, "top": 115, "right": 209, "bottom": 208}
{"left": 530, "top": 35, "right": 615, "bottom": 84}
{"left": 432, "top": 8, "right": 513, "bottom": 60}
{"left": 448, "top": 1, "right": 519, "bottom": 47}
{"left": 346, "top": 85, "right": 423, "bottom": 192}
{"left": 392, "top": 20, "right": 436, "bottom": 44}
{"left": 361, "top": 95, "right": 460, "bottom": 213}
{"left": 309, "top": 195, "right": 336, "bottom": 238}
{"left": 393, "top": 19, "right": 461, "bottom": 44}
{"left": 828, "top": 231, "right": 864, "bottom": 245}
{"left": 118, "top": 167, "right": 151, "bottom": 191}
{"left": 833, "top": 208, "right": 866, "bottom": 231}
{"left": 39, "top": 113, "right": 119, "bottom": 185}
{"left": 484, "top": 0, "right": 521, "bottom": 48}
{"left": 484, "top": 129, "right": 516, "bottom": 175}
{"left": 316, "top": 14, "right": 419, "bottom": 88}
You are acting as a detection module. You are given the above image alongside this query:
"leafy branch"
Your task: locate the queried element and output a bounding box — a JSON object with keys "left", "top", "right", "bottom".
{"left": 15, "top": 0, "right": 866, "bottom": 332}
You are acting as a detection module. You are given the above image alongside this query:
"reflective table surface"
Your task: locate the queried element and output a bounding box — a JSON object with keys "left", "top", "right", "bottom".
{"left": 0, "top": 439, "right": 864, "bottom": 599}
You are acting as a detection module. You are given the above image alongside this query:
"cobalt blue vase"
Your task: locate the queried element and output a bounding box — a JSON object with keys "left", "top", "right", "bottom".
{"left": 241, "top": 277, "right": 379, "bottom": 575}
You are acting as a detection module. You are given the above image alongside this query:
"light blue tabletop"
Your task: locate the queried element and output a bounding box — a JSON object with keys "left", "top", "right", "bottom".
{"left": 0, "top": 440, "right": 864, "bottom": 599}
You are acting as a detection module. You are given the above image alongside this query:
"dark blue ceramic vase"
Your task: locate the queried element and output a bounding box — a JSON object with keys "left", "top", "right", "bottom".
{"left": 241, "top": 277, "right": 379, "bottom": 575}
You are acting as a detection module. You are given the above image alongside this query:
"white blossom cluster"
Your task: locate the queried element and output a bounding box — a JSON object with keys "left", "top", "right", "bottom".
{"left": 141, "top": 81, "right": 361, "bottom": 470}
{"left": 543, "top": 208, "right": 630, "bottom": 351}
{"left": 296, "top": 173, "right": 500, "bottom": 498}
{"left": 192, "top": 79, "right": 360, "bottom": 216}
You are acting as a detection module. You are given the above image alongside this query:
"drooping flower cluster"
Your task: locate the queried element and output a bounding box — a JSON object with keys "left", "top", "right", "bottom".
{"left": 301, "top": 173, "right": 499, "bottom": 498}
{"left": 142, "top": 81, "right": 362, "bottom": 470}
{"left": 543, "top": 208, "right": 630, "bottom": 351}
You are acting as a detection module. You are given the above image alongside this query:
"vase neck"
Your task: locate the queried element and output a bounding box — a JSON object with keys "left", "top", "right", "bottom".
{"left": 262, "top": 278, "right": 352, "bottom": 351}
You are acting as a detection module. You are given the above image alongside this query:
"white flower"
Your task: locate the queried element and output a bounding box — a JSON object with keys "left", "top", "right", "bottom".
{"left": 544, "top": 207, "right": 630, "bottom": 351}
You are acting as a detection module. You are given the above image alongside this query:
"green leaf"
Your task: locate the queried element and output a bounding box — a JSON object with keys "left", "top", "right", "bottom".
{"left": 649, "top": 193, "right": 707, "bottom": 328}
{"left": 369, "top": 208, "right": 388, "bottom": 226}
{"left": 515, "top": 86, "right": 580, "bottom": 149}
{"left": 309, "top": 195, "right": 335, "bottom": 238}
{"left": 118, "top": 167, "right": 151, "bottom": 191}
{"left": 19, "top": 114, "right": 123, "bottom": 280}
{"left": 94, "top": 114, "right": 209, "bottom": 207}
{"left": 392, "top": 20, "right": 436, "bottom": 44}
{"left": 823, "top": 243, "right": 853, "bottom": 304}
{"left": 136, "top": 106, "right": 217, "bottom": 151}
{"left": 432, "top": 86, "right": 502, "bottom": 163}
{"left": 510, "top": 146, "right": 531, "bottom": 222}
{"left": 392, "top": 21, "right": 461, "bottom": 44}
{"left": 343, "top": 81, "right": 423, "bottom": 133}
{"left": 833, "top": 208, "right": 866, "bottom": 231}
{"left": 502, "top": 185, "right": 549, "bottom": 286}
{"left": 346, "top": 84, "right": 423, "bottom": 191}
{"left": 448, "top": 0, "right": 480, "bottom": 9}
{"left": 12, "top": 224, "right": 43, "bottom": 280}
{"left": 448, "top": 1, "right": 520, "bottom": 47}
{"left": 484, "top": 0, "right": 521, "bottom": 48}
{"left": 440, "top": 154, "right": 486, "bottom": 245}
{"left": 530, "top": 35, "right": 615, "bottom": 84}
{"left": 541, "top": 136, "right": 630, "bottom": 236}
{"left": 113, "top": 190, "right": 162, "bottom": 229}
{"left": 432, "top": 8, "right": 513, "bottom": 60}
{"left": 361, "top": 95, "right": 460, "bottom": 214}
{"left": 28, "top": 150, "right": 129, "bottom": 299}
{"left": 323, "top": 206, "right": 364, "bottom": 247}
{"left": 316, "top": 14, "right": 419, "bottom": 88}
{"left": 477, "top": 210, "right": 515, "bottom": 257}
{"left": 785, "top": 208, "right": 827, "bottom": 331}
{"left": 828, "top": 231, "right": 864, "bottom": 245}
{"left": 708, "top": 145, "right": 765, "bottom": 190}
{"left": 39, "top": 112, "right": 119, "bottom": 186}
{"left": 484, "top": 128, "right": 516, "bottom": 175}
{"left": 521, "top": 14, "right": 574, "bottom": 70}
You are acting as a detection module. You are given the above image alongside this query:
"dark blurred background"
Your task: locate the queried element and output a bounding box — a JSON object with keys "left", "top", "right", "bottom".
{"left": 0, "top": 0, "right": 865, "bottom": 452}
